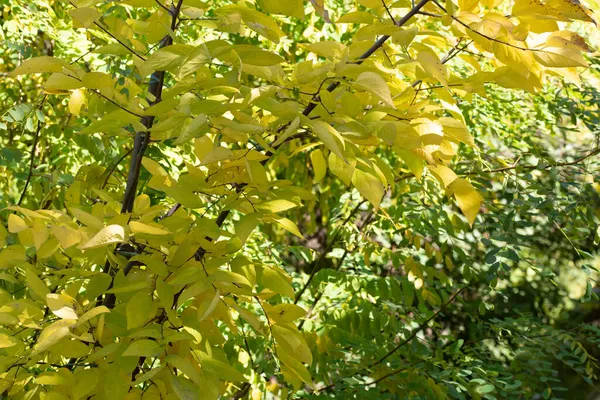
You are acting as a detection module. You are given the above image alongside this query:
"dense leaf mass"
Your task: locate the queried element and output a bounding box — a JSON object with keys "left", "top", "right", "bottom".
{"left": 0, "top": 0, "right": 599, "bottom": 399}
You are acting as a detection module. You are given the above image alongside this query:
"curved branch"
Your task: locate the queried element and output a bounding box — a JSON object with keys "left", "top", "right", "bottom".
{"left": 370, "top": 286, "right": 466, "bottom": 367}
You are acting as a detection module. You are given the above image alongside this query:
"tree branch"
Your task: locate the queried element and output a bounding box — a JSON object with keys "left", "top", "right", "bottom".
{"left": 17, "top": 96, "right": 47, "bottom": 206}
{"left": 370, "top": 286, "right": 466, "bottom": 367}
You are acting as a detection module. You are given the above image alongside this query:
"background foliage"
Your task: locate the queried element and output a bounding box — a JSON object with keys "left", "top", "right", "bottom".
{"left": 1, "top": 0, "right": 599, "bottom": 399}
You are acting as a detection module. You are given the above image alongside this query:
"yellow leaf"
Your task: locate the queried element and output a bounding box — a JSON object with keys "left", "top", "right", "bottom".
{"left": 310, "top": 149, "right": 327, "bottom": 182}
{"left": 73, "top": 369, "right": 101, "bottom": 400}
{"left": 44, "top": 72, "right": 83, "bottom": 92}
{"left": 417, "top": 51, "right": 448, "bottom": 87}
{"left": 68, "top": 89, "right": 87, "bottom": 115}
{"left": 492, "top": 39, "right": 534, "bottom": 76}
{"left": 123, "top": 339, "right": 161, "bottom": 357}
{"left": 428, "top": 164, "right": 458, "bottom": 188}
{"left": 129, "top": 221, "right": 170, "bottom": 235}
{"left": 337, "top": 11, "right": 375, "bottom": 24}
{"left": 448, "top": 178, "right": 482, "bottom": 226}
{"left": 533, "top": 46, "right": 588, "bottom": 67}
{"left": 46, "top": 293, "right": 81, "bottom": 320}
{"left": 264, "top": 303, "right": 306, "bottom": 324}
{"left": 308, "top": 120, "right": 346, "bottom": 162}
{"left": 200, "top": 355, "right": 246, "bottom": 382}
{"left": 8, "top": 214, "right": 28, "bottom": 233}
{"left": 75, "top": 306, "right": 110, "bottom": 327}
{"left": 82, "top": 71, "right": 113, "bottom": 89}
{"left": 142, "top": 157, "right": 168, "bottom": 176}
{"left": 257, "top": 0, "right": 304, "bottom": 18}
{"left": 26, "top": 268, "right": 50, "bottom": 300}
{"left": 352, "top": 169, "right": 385, "bottom": 209}
{"left": 79, "top": 225, "right": 125, "bottom": 250}
{"left": 256, "top": 199, "right": 300, "bottom": 213}
{"left": 271, "top": 216, "right": 304, "bottom": 239}
{"left": 68, "top": 7, "right": 102, "bottom": 29}
{"left": 126, "top": 291, "right": 154, "bottom": 330}
{"left": 328, "top": 152, "right": 355, "bottom": 186}
{"left": 246, "top": 159, "right": 269, "bottom": 188}
{"left": 51, "top": 224, "right": 81, "bottom": 249}
{"left": 11, "top": 56, "right": 66, "bottom": 76}
{"left": 439, "top": 117, "right": 475, "bottom": 147}
{"left": 0, "top": 333, "right": 17, "bottom": 349}
{"left": 33, "top": 319, "right": 76, "bottom": 355}
{"left": 32, "top": 219, "right": 49, "bottom": 250}
{"left": 354, "top": 71, "right": 394, "bottom": 107}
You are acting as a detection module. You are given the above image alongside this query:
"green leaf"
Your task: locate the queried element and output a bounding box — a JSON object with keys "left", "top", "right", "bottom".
{"left": 352, "top": 169, "right": 384, "bottom": 209}
{"left": 123, "top": 339, "right": 161, "bottom": 357}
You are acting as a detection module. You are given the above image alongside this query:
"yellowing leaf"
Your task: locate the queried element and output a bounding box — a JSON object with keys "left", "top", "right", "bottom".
{"left": 439, "top": 118, "right": 475, "bottom": 147}
{"left": 76, "top": 306, "right": 110, "bottom": 327}
{"left": 68, "top": 89, "right": 87, "bottom": 115}
{"left": 11, "top": 56, "right": 65, "bottom": 75}
{"left": 126, "top": 290, "right": 154, "bottom": 330}
{"left": 218, "top": 5, "right": 285, "bottom": 43}
{"left": 8, "top": 214, "right": 28, "bottom": 233}
{"left": 69, "top": 7, "right": 102, "bottom": 28}
{"left": 428, "top": 164, "right": 458, "bottom": 188}
{"left": 272, "top": 216, "right": 304, "bottom": 239}
{"left": 82, "top": 71, "right": 113, "bottom": 89}
{"left": 257, "top": 0, "right": 304, "bottom": 18}
{"left": 256, "top": 199, "right": 299, "bottom": 213}
{"left": 258, "top": 265, "right": 295, "bottom": 297}
{"left": 310, "top": 149, "right": 327, "bottom": 182}
{"left": 448, "top": 178, "right": 482, "bottom": 226}
{"left": 142, "top": 157, "right": 168, "bottom": 176}
{"left": 492, "top": 39, "right": 534, "bottom": 76}
{"left": 265, "top": 303, "right": 306, "bottom": 324}
{"left": 46, "top": 293, "right": 81, "bottom": 320}
{"left": 246, "top": 159, "right": 269, "bottom": 188}
{"left": 352, "top": 169, "right": 385, "bottom": 209}
{"left": 123, "top": 339, "right": 161, "bottom": 357}
{"left": 44, "top": 73, "right": 83, "bottom": 92}
{"left": 309, "top": 120, "right": 346, "bottom": 162}
{"left": 179, "top": 44, "right": 211, "bottom": 78}
{"left": 52, "top": 224, "right": 81, "bottom": 249}
{"left": 417, "top": 51, "right": 448, "bottom": 87}
{"left": 26, "top": 268, "right": 50, "bottom": 300}
{"left": 33, "top": 320, "right": 76, "bottom": 355}
{"left": 0, "top": 333, "right": 17, "bottom": 349}
{"left": 80, "top": 225, "right": 125, "bottom": 250}
{"left": 234, "top": 45, "right": 286, "bottom": 66}
{"left": 130, "top": 221, "right": 170, "bottom": 235}
{"left": 201, "top": 356, "right": 246, "bottom": 382}
{"left": 533, "top": 46, "right": 588, "bottom": 67}
{"left": 354, "top": 72, "right": 394, "bottom": 107}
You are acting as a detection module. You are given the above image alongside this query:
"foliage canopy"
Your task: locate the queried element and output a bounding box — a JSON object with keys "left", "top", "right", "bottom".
{"left": 1, "top": 0, "right": 600, "bottom": 398}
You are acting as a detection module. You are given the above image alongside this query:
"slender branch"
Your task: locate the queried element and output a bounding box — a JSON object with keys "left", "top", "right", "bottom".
{"left": 92, "top": 21, "right": 146, "bottom": 61}
{"left": 297, "top": 204, "right": 377, "bottom": 331}
{"left": 462, "top": 146, "right": 600, "bottom": 175}
{"left": 301, "top": 0, "right": 432, "bottom": 117}
{"left": 103, "top": 0, "right": 185, "bottom": 310}
{"left": 101, "top": 147, "right": 133, "bottom": 189}
{"left": 120, "top": 0, "right": 184, "bottom": 214}
{"left": 370, "top": 286, "right": 466, "bottom": 368}
{"left": 294, "top": 200, "right": 367, "bottom": 305}
{"left": 18, "top": 96, "right": 47, "bottom": 206}
{"left": 381, "top": 0, "right": 396, "bottom": 24}
{"left": 68, "top": 1, "right": 145, "bottom": 61}
{"left": 432, "top": 0, "right": 539, "bottom": 52}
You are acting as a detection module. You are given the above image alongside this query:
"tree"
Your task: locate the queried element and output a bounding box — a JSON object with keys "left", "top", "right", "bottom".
{"left": 0, "top": 0, "right": 599, "bottom": 398}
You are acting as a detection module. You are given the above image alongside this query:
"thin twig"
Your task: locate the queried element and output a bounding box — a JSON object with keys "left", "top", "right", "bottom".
{"left": 370, "top": 286, "right": 466, "bottom": 367}
{"left": 18, "top": 96, "right": 47, "bottom": 206}
{"left": 101, "top": 147, "right": 133, "bottom": 189}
